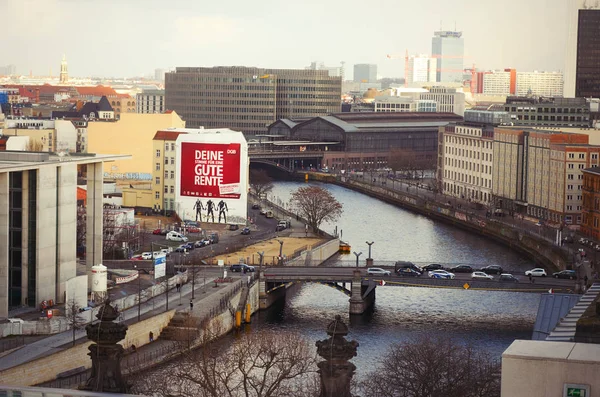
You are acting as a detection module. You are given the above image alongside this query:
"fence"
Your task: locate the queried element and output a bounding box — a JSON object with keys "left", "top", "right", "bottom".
{"left": 0, "top": 335, "right": 26, "bottom": 353}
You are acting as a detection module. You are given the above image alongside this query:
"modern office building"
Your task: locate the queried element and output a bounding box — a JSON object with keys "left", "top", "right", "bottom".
{"left": 136, "top": 90, "right": 165, "bottom": 114}
{"left": 575, "top": 9, "right": 600, "bottom": 98}
{"left": 374, "top": 96, "right": 437, "bottom": 113}
{"left": 482, "top": 70, "right": 515, "bottom": 96}
{"left": 420, "top": 87, "right": 465, "bottom": 116}
{"left": 431, "top": 31, "right": 464, "bottom": 83}
{"left": 165, "top": 66, "right": 341, "bottom": 135}
{"left": 503, "top": 97, "right": 591, "bottom": 128}
{"left": 0, "top": 151, "right": 128, "bottom": 318}
{"left": 353, "top": 64, "right": 377, "bottom": 83}
{"left": 516, "top": 71, "right": 564, "bottom": 97}
{"left": 407, "top": 55, "right": 436, "bottom": 84}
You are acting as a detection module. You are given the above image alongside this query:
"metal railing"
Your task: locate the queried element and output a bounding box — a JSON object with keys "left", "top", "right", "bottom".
{"left": 0, "top": 335, "right": 26, "bottom": 353}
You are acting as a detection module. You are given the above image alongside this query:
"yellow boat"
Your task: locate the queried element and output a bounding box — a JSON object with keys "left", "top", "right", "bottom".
{"left": 339, "top": 241, "right": 351, "bottom": 253}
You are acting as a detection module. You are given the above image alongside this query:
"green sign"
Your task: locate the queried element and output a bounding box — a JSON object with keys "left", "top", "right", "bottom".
{"left": 564, "top": 384, "right": 589, "bottom": 397}
{"left": 566, "top": 388, "right": 585, "bottom": 397}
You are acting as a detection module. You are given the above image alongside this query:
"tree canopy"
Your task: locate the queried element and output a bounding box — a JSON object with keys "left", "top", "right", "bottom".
{"left": 289, "top": 185, "right": 343, "bottom": 232}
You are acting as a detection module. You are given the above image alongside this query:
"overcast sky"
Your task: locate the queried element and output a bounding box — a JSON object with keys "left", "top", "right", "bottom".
{"left": 2, "top": 0, "right": 570, "bottom": 79}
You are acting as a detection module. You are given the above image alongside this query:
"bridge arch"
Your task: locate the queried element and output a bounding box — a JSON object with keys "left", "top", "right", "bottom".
{"left": 250, "top": 159, "right": 293, "bottom": 173}
{"left": 265, "top": 280, "right": 352, "bottom": 297}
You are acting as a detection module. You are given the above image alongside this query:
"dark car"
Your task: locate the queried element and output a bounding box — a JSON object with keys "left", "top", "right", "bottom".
{"left": 227, "top": 224, "right": 239, "bottom": 231}
{"left": 451, "top": 264, "right": 474, "bottom": 273}
{"left": 421, "top": 263, "right": 443, "bottom": 272}
{"left": 562, "top": 236, "right": 574, "bottom": 244}
{"left": 553, "top": 270, "right": 576, "bottom": 280}
{"left": 230, "top": 264, "right": 255, "bottom": 273}
{"left": 481, "top": 265, "right": 503, "bottom": 275}
{"left": 275, "top": 224, "right": 286, "bottom": 231}
{"left": 394, "top": 261, "right": 422, "bottom": 274}
{"left": 499, "top": 273, "right": 519, "bottom": 283}
{"left": 396, "top": 268, "right": 421, "bottom": 277}
{"left": 252, "top": 203, "right": 261, "bottom": 210}
{"left": 183, "top": 242, "right": 195, "bottom": 251}
{"left": 241, "top": 227, "right": 251, "bottom": 235}
{"left": 208, "top": 233, "right": 219, "bottom": 244}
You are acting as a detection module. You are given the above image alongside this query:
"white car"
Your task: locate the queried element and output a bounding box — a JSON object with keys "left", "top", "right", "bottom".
{"left": 428, "top": 270, "right": 455, "bottom": 279}
{"left": 525, "top": 268, "right": 547, "bottom": 277}
{"left": 166, "top": 231, "right": 188, "bottom": 242}
{"left": 471, "top": 271, "right": 494, "bottom": 280}
{"left": 367, "top": 267, "right": 391, "bottom": 276}
{"left": 140, "top": 252, "right": 152, "bottom": 260}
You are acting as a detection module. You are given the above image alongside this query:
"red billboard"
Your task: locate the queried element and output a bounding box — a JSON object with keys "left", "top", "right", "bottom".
{"left": 180, "top": 142, "right": 242, "bottom": 199}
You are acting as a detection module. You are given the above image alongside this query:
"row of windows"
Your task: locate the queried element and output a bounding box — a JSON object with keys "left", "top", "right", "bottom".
{"left": 445, "top": 136, "right": 493, "bottom": 149}
{"left": 445, "top": 157, "right": 492, "bottom": 174}
{"left": 442, "top": 182, "right": 492, "bottom": 203}
{"left": 506, "top": 106, "right": 587, "bottom": 114}
{"left": 164, "top": 185, "right": 175, "bottom": 194}
{"left": 444, "top": 171, "right": 492, "bottom": 188}
{"left": 446, "top": 147, "right": 493, "bottom": 162}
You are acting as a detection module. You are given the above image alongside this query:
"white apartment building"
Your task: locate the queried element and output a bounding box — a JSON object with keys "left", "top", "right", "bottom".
{"left": 482, "top": 70, "right": 512, "bottom": 96}
{"left": 420, "top": 87, "right": 465, "bottom": 116}
{"left": 516, "top": 71, "right": 564, "bottom": 97}
{"left": 408, "top": 55, "right": 436, "bottom": 85}
{"left": 438, "top": 123, "right": 494, "bottom": 205}
{"left": 374, "top": 96, "right": 437, "bottom": 112}
{"left": 2, "top": 119, "right": 84, "bottom": 153}
{"left": 136, "top": 90, "right": 165, "bottom": 114}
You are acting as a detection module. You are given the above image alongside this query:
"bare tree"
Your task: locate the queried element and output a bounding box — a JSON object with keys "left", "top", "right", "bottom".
{"left": 249, "top": 169, "right": 274, "bottom": 198}
{"left": 131, "top": 330, "right": 318, "bottom": 397}
{"left": 290, "top": 185, "right": 342, "bottom": 233}
{"left": 65, "top": 299, "right": 86, "bottom": 347}
{"left": 388, "top": 149, "right": 436, "bottom": 180}
{"left": 25, "top": 139, "right": 45, "bottom": 152}
{"left": 360, "top": 335, "right": 500, "bottom": 397}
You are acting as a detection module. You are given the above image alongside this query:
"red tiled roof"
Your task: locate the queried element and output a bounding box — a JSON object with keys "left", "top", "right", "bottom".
{"left": 77, "top": 187, "right": 87, "bottom": 202}
{"left": 153, "top": 130, "right": 186, "bottom": 141}
{"left": 74, "top": 85, "right": 118, "bottom": 97}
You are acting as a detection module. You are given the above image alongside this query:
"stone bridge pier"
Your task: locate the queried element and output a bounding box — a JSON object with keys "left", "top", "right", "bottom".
{"left": 349, "top": 270, "right": 376, "bottom": 315}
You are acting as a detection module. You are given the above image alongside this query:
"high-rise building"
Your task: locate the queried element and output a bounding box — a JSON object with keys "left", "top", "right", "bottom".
{"left": 0, "top": 65, "right": 16, "bottom": 76}
{"left": 407, "top": 55, "right": 436, "bottom": 84}
{"left": 353, "top": 64, "right": 377, "bottom": 83}
{"left": 165, "top": 66, "right": 341, "bottom": 135}
{"left": 565, "top": 1, "right": 600, "bottom": 97}
{"left": 516, "top": 71, "right": 564, "bottom": 97}
{"left": 431, "top": 31, "right": 464, "bottom": 83}
{"left": 59, "top": 55, "right": 68, "bottom": 84}
{"left": 482, "top": 70, "right": 516, "bottom": 96}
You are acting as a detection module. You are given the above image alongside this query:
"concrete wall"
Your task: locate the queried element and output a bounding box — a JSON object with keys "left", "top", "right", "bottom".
{"left": 0, "top": 173, "right": 8, "bottom": 317}
{"left": 0, "top": 310, "right": 176, "bottom": 387}
{"left": 36, "top": 166, "right": 58, "bottom": 305}
{"left": 502, "top": 340, "right": 600, "bottom": 397}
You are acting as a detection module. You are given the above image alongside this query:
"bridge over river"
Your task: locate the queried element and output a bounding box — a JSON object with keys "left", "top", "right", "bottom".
{"left": 261, "top": 266, "right": 576, "bottom": 314}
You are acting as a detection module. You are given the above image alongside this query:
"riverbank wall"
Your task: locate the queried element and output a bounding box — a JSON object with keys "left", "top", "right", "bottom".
{"left": 294, "top": 172, "right": 569, "bottom": 271}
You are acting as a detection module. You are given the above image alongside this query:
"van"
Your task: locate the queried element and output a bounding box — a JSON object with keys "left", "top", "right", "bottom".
{"left": 394, "top": 261, "right": 422, "bottom": 275}
{"left": 166, "top": 231, "right": 188, "bottom": 242}
{"left": 265, "top": 210, "right": 274, "bottom": 218}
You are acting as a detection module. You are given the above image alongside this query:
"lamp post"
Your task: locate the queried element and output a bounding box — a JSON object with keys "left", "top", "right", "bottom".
{"left": 190, "top": 252, "right": 196, "bottom": 299}
{"left": 365, "top": 241, "right": 374, "bottom": 267}
{"left": 277, "top": 240, "right": 284, "bottom": 266}
{"left": 134, "top": 265, "right": 141, "bottom": 321}
{"left": 353, "top": 251, "right": 362, "bottom": 268}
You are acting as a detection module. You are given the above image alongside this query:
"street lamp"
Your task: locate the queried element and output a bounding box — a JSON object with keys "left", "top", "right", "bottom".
{"left": 277, "top": 240, "right": 284, "bottom": 266}
{"left": 353, "top": 251, "right": 362, "bottom": 267}
{"left": 365, "top": 241, "right": 374, "bottom": 259}
{"left": 134, "top": 264, "right": 141, "bottom": 321}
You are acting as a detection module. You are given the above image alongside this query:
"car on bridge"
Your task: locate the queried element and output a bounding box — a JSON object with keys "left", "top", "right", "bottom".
{"left": 230, "top": 264, "right": 255, "bottom": 273}
{"left": 428, "top": 270, "right": 455, "bottom": 279}
{"left": 421, "top": 263, "right": 443, "bottom": 272}
{"left": 481, "top": 265, "right": 503, "bottom": 275}
{"left": 394, "top": 261, "right": 422, "bottom": 274}
{"left": 367, "top": 267, "right": 391, "bottom": 276}
{"left": 525, "top": 268, "right": 547, "bottom": 277}
{"left": 471, "top": 271, "right": 494, "bottom": 281}
{"left": 553, "top": 270, "right": 576, "bottom": 280}
{"left": 499, "top": 273, "right": 519, "bottom": 283}
{"left": 396, "top": 268, "right": 421, "bottom": 277}
{"left": 450, "top": 264, "right": 474, "bottom": 273}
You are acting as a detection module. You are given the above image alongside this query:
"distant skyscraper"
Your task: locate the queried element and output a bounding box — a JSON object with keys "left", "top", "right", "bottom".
{"left": 407, "top": 55, "right": 436, "bottom": 84}
{"left": 155, "top": 68, "right": 167, "bottom": 81}
{"left": 576, "top": 9, "right": 600, "bottom": 98}
{"left": 431, "top": 31, "right": 464, "bottom": 83}
{"left": 59, "top": 55, "right": 68, "bottom": 84}
{"left": 353, "top": 64, "right": 377, "bottom": 83}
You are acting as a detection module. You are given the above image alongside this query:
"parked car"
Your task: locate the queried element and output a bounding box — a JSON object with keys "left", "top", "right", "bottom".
{"left": 396, "top": 268, "right": 421, "bottom": 277}
{"left": 131, "top": 254, "right": 143, "bottom": 260}
{"left": 421, "top": 263, "right": 443, "bottom": 272}
{"left": 153, "top": 228, "right": 167, "bottom": 235}
{"left": 174, "top": 245, "right": 187, "bottom": 253}
{"left": 499, "top": 273, "right": 519, "bottom": 283}
{"left": 367, "top": 267, "right": 391, "bottom": 276}
{"left": 187, "top": 226, "right": 201, "bottom": 233}
{"left": 451, "top": 264, "right": 474, "bottom": 273}
{"left": 141, "top": 252, "right": 152, "bottom": 260}
{"left": 525, "top": 268, "right": 547, "bottom": 277}
{"left": 428, "top": 270, "right": 455, "bottom": 279}
{"left": 265, "top": 210, "right": 274, "bottom": 218}
{"left": 229, "top": 264, "right": 255, "bottom": 272}
{"left": 208, "top": 233, "right": 219, "bottom": 244}
{"left": 252, "top": 203, "right": 261, "bottom": 210}
{"left": 227, "top": 224, "right": 240, "bottom": 231}
{"left": 241, "top": 227, "right": 251, "bottom": 235}
{"left": 166, "top": 231, "right": 188, "bottom": 242}
{"left": 553, "top": 270, "right": 576, "bottom": 280}
{"left": 471, "top": 271, "right": 494, "bottom": 281}
{"left": 194, "top": 240, "right": 205, "bottom": 248}
{"left": 160, "top": 248, "right": 172, "bottom": 256}
{"left": 183, "top": 242, "right": 195, "bottom": 251}
{"left": 259, "top": 208, "right": 267, "bottom": 215}
{"left": 275, "top": 224, "right": 286, "bottom": 231}
{"left": 481, "top": 265, "right": 503, "bottom": 275}
{"left": 562, "top": 236, "right": 574, "bottom": 244}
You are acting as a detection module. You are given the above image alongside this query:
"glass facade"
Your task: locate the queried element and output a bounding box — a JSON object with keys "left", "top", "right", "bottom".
{"left": 576, "top": 9, "right": 600, "bottom": 98}
{"left": 27, "top": 170, "right": 37, "bottom": 306}
{"left": 8, "top": 172, "right": 23, "bottom": 308}
{"left": 431, "top": 31, "right": 464, "bottom": 83}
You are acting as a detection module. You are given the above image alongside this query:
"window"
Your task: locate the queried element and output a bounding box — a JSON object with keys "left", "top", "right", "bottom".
{"left": 592, "top": 154, "right": 598, "bottom": 160}
{"left": 164, "top": 171, "right": 168, "bottom": 179}
{"left": 170, "top": 171, "right": 175, "bottom": 179}
{"left": 568, "top": 174, "right": 574, "bottom": 180}
{"left": 156, "top": 150, "right": 161, "bottom": 158}
{"left": 155, "top": 177, "right": 160, "bottom": 185}
{"left": 170, "top": 186, "right": 174, "bottom": 194}
{"left": 568, "top": 184, "right": 574, "bottom": 190}
{"left": 579, "top": 153, "right": 585, "bottom": 159}
{"left": 164, "top": 186, "right": 168, "bottom": 193}
{"left": 155, "top": 163, "right": 160, "bottom": 171}
{"left": 171, "top": 143, "right": 175, "bottom": 151}
{"left": 155, "top": 191, "right": 160, "bottom": 199}
{"left": 568, "top": 164, "right": 574, "bottom": 169}
{"left": 165, "top": 143, "right": 169, "bottom": 151}
{"left": 171, "top": 157, "right": 175, "bottom": 165}
{"left": 568, "top": 153, "right": 574, "bottom": 159}
{"left": 164, "top": 157, "right": 169, "bottom": 165}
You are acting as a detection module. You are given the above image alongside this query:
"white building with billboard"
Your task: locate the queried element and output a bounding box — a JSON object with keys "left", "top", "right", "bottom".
{"left": 175, "top": 129, "right": 248, "bottom": 225}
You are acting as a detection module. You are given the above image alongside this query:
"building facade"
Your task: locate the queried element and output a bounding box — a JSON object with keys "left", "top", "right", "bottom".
{"left": 407, "top": 55, "right": 436, "bottom": 84}
{"left": 165, "top": 67, "right": 340, "bottom": 135}
{"left": 581, "top": 166, "right": 600, "bottom": 239}
{"left": 136, "top": 90, "right": 165, "bottom": 114}
{"left": 420, "top": 87, "right": 465, "bottom": 116}
{"left": 374, "top": 96, "right": 437, "bottom": 112}
{"left": 353, "top": 64, "right": 377, "bottom": 83}
{"left": 503, "top": 97, "right": 591, "bottom": 128}
{"left": 516, "top": 71, "right": 564, "bottom": 97}
{"left": 431, "top": 31, "right": 464, "bottom": 83}
{"left": 151, "top": 129, "right": 186, "bottom": 213}
{"left": 481, "top": 69, "right": 516, "bottom": 96}
{"left": 1, "top": 119, "right": 82, "bottom": 153}
{"left": 575, "top": 8, "right": 600, "bottom": 98}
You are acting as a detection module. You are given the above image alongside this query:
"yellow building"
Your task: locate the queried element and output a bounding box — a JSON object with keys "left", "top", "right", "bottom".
{"left": 86, "top": 112, "right": 185, "bottom": 181}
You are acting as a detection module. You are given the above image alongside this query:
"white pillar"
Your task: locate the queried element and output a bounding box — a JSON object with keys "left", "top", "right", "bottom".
{"left": 86, "top": 163, "right": 103, "bottom": 270}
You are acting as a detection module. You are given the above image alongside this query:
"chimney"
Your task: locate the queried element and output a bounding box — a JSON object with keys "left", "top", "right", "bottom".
{"left": 35, "top": 88, "right": 40, "bottom": 104}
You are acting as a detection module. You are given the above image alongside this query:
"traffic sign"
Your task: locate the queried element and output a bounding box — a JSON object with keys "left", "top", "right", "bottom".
{"left": 463, "top": 283, "right": 470, "bottom": 290}
{"left": 564, "top": 384, "right": 589, "bottom": 397}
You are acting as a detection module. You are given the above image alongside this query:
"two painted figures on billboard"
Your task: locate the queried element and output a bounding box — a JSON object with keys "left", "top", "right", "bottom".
{"left": 193, "top": 198, "right": 229, "bottom": 223}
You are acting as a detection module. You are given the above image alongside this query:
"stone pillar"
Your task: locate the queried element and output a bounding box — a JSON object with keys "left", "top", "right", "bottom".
{"left": 57, "top": 163, "right": 77, "bottom": 303}
{"left": 349, "top": 270, "right": 366, "bottom": 315}
{"left": 82, "top": 299, "right": 129, "bottom": 393}
{"left": 37, "top": 166, "right": 58, "bottom": 307}
{"left": 315, "top": 315, "right": 359, "bottom": 397}
{"left": 86, "top": 163, "right": 103, "bottom": 271}
{"left": 365, "top": 258, "right": 374, "bottom": 267}
{"left": 0, "top": 173, "right": 8, "bottom": 318}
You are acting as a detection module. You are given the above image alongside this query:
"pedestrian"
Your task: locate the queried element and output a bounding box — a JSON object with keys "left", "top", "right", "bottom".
{"left": 176, "top": 283, "right": 180, "bottom": 292}
{"left": 584, "top": 275, "right": 589, "bottom": 285}
{"left": 149, "top": 331, "right": 154, "bottom": 343}
{"left": 528, "top": 273, "right": 533, "bottom": 283}
{"left": 190, "top": 299, "right": 194, "bottom": 311}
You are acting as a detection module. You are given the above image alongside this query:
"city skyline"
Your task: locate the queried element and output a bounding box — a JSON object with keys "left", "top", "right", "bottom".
{"left": 2, "top": 0, "right": 570, "bottom": 79}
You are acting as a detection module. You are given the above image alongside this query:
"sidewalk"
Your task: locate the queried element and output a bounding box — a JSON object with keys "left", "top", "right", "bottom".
{"left": 0, "top": 273, "right": 244, "bottom": 371}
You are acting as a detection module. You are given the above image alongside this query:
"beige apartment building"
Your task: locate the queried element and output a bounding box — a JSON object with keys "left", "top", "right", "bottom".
{"left": 492, "top": 127, "right": 600, "bottom": 225}
{"left": 151, "top": 129, "right": 187, "bottom": 212}
{"left": 165, "top": 66, "right": 341, "bottom": 135}
{"left": 1, "top": 119, "right": 83, "bottom": 152}
{"left": 438, "top": 123, "right": 494, "bottom": 205}
{"left": 86, "top": 112, "right": 185, "bottom": 181}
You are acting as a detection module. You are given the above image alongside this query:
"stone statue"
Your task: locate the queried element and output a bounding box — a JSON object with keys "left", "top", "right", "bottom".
{"left": 81, "top": 299, "right": 129, "bottom": 393}
{"left": 315, "top": 315, "right": 359, "bottom": 397}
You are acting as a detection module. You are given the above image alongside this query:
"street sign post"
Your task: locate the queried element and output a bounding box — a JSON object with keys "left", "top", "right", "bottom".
{"left": 564, "top": 384, "right": 590, "bottom": 397}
